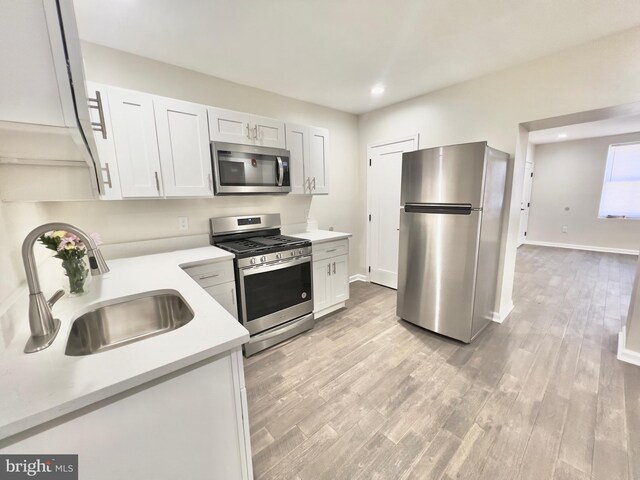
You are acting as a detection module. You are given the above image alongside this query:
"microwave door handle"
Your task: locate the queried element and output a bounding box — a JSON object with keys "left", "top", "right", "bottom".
{"left": 276, "top": 156, "right": 284, "bottom": 187}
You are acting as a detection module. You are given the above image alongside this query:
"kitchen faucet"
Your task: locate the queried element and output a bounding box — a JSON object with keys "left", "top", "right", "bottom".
{"left": 22, "top": 223, "right": 109, "bottom": 353}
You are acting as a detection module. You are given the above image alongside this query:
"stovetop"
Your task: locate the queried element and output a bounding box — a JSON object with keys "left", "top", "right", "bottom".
{"left": 215, "top": 234, "right": 310, "bottom": 258}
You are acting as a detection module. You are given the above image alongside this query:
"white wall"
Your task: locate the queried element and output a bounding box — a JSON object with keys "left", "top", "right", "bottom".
{"left": 359, "top": 26, "right": 640, "bottom": 318}
{"left": 0, "top": 43, "right": 362, "bottom": 304}
{"left": 527, "top": 133, "right": 640, "bottom": 253}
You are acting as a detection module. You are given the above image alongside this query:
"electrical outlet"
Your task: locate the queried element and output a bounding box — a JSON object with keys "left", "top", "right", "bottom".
{"left": 178, "top": 216, "right": 189, "bottom": 231}
{"left": 562, "top": 226, "right": 568, "bottom": 233}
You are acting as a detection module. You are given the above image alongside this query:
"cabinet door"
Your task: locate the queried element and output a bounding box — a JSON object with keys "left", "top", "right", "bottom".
{"left": 207, "top": 107, "right": 252, "bottom": 145}
{"left": 308, "top": 126, "right": 329, "bottom": 194}
{"left": 108, "top": 88, "right": 162, "bottom": 198}
{"left": 86, "top": 82, "right": 122, "bottom": 200}
{"left": 312, "top": 260, "right": 330, "bottom": 312}
{"left": 155, "top": 97, "right": 213, "bottom": 197}
{"left": 205, "top": 281, "right": 239, "bottom": 320}
{"left": 285, "top": 123, "right": 310, "bottom": 194}
{"left": 329, "top": 254, "right": 349, "bottom": 304}
{"left": 252, "top": 114, "right": 286, "bottom": 149}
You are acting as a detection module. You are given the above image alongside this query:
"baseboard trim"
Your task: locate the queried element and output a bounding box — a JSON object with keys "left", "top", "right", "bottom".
{"left": 349, "top": 274, "right": 368, "bottom": 283}
{"left": 524, "top": 240, "right": 638, "bottom": 256}
{"left": 618, "top": 327, "right": 640, "bottom": 367}
{"left": 491, "top": 300, "right": 515, "bottom": 324}
{"left": 315, "top": 302, "right": 346, "bottom": 319}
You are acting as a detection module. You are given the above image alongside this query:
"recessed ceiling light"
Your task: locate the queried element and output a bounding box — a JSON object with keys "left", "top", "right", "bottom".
{"left": 557, "top": 133, "right": 568, "bottom": 139}
{"left": 371, "top": 84, "right": 385, "bottom": 96}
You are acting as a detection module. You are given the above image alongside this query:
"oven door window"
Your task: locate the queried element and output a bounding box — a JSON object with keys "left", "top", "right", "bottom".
{"left": 218, "top": 151, "right": 283, "bottom": 187}
{"left": 243, "top": 261, "right": 312, "bottom": 321}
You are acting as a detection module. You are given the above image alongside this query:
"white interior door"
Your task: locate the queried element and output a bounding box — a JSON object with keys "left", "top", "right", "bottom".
{"left": 367, "top": 135, "right": 418, "bottom": 289}
{"left": 518, "top": 161, "right": 534, "bottom": 245}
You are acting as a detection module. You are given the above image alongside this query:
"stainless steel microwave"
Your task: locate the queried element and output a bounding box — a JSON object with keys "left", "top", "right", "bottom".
{"left": 211, "top": 142, "right": 292, "bottom": 195}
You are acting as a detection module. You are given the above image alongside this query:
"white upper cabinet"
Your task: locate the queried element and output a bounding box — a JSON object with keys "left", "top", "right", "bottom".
{"left": 154, "top": 97, "right": 213, "bottom": 197}
{"left": 285, "top": 123, "right": 309, "bottom": 194}
{"left": 107, "top": 88, "right": 163, "bottom": 198}
{"left": 252, "top": 116, "right": 286, "bottom": 148}
{"left": 285, "top": 124, "right": 329, "bottom": 195}
{"left": 309, "top": 126, "right": 329, "bottom": 194}
{"left": 208, "top": 107, "right": 286, "bottom": 149}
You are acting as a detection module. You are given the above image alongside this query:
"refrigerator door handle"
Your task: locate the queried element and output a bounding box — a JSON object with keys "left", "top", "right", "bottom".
{"left": 404, "top": 203, "right": 474, "bottom": 215}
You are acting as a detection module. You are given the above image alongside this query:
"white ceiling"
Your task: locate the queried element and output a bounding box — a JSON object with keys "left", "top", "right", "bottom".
{"left": 74, "top": 0, "right": 640, "bottom": 114}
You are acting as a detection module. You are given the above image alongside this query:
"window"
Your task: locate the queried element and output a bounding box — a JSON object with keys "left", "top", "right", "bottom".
{"left": 598, "top": 142, "right": 640, "bottom": 219}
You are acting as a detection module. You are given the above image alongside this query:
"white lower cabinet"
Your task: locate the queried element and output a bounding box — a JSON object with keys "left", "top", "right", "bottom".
{"left": 205, "top": 281, "right": 239, "bottom": 320}
{"left": 182, "top": 260, "right": 239, "bottom": 320}
{"left": 2, "top": 348, "right": 253, "bottom": 480}
{"left": 312, "top": 239, "right": 349, "bottom": 318}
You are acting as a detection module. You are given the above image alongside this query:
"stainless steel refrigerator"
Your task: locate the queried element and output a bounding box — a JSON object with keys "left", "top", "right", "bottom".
{"left": 396, "top": 141, "right": 508, "bottom": 343}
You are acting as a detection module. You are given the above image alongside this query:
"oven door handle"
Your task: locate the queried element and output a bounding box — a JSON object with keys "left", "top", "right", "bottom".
{"left": 241, "top": 255, "right": 311, "bottom": 276}
{"left": 276, "top": 156, "right": 284, "bottom": 187}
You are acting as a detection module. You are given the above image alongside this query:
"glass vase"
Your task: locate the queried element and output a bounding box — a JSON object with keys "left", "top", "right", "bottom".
{"left": 61, "top": 256, "right": 90, "bottom": 296}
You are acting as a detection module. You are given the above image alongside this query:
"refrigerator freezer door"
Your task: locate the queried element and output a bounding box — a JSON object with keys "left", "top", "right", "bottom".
{"left": 401, "top": 142, "right": 487, "bottom": 207}
{"left": 396, "top": 208, "right": 481, "bottom": 342}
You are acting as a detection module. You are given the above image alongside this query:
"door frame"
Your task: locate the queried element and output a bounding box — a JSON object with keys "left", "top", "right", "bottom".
{"left": 366, "top": 134, "right": 419, "bottom": 283}
{"left": 518, "top": 160, "right": 534, "bottom": 246}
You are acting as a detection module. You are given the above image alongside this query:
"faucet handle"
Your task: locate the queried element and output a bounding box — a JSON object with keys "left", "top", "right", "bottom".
{"left": 47, "top": 289, "right": 65, "bottom": 308}
{"left": 88, "top": 249, "right": 110, "bottom": 275}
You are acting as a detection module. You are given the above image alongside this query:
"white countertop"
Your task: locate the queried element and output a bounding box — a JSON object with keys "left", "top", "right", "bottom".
{"left": 294, "top": 230, "right": 351, "bottom": 243}
{"left": 0, "top": 246, "right": 248, "bottom": 442}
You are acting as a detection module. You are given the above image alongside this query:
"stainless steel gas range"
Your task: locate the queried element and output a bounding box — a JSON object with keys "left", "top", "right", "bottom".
{"left": 210, "top": 214, "right": 314, "bottom": 356}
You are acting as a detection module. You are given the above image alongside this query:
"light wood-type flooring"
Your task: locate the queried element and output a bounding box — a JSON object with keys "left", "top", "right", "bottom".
{"left": 244, "top": 246, "right": 640, "bottom": 479}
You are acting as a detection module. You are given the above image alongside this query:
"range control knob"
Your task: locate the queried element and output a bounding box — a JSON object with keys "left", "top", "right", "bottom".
{"left": 250, "top": 258, "right": 256, "bottom": 265}
{"left": 298, "top": 249, "right": 303, "bottom": 255}
{"left": 260, "top": 256, "right": 267, "bottom": 262}
{"left": 276, "top": 253, "right": 282, "bottom": 259}
{"left": 290, "top": 251, "right": 295, "bottom": 257}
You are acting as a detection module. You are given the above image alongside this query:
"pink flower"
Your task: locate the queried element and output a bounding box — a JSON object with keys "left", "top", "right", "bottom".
{"left": 57, "top": 232, "right": 84, "bottom": 252}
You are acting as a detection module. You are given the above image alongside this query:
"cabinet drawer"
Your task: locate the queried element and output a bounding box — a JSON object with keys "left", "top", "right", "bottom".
{"left": 313, "top": 239, "right": 348, "bottom": 261}
{"left": 183, "top": 261, "right": 235, "bottom": 288}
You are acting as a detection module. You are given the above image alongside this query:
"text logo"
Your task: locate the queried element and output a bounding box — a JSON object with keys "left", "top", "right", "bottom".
{"left": 0, "top": 455, "right": 77, "bottom": 479}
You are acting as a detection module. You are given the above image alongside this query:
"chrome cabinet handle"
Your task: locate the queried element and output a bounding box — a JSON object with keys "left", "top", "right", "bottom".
{"left": 327, "top": 263, "right": 331, "bottom": 276}
{"left": 88, "top": 91, "right": 107, "bottom": 139}
{"left": 154, "top": 171, "right": 160, "bottom": 191}
{"left": 231, "top": 288, "right": 235, "bottom": 306}
{"left": 306, "top": 177, "right": 311, "bottom": 193}
{"left": 102, "top": 163, "right": 113, "bottom": 189}
{"left": 312, "top": 177, "right": 316, "bottom": 190}
{"left": 199, "top": 273, "right": 220, "bottom": 280}
{"left": 253, "top": 125, "right": 259, "bottom": 140}
{"left": 246, "top": 123, "right": 251, "bottom": 140}
{"left": 326, "top": 248, "right": 337, "bottom": 253}
{"left": 333, "top": 262, "right": 336, "bottom": 274}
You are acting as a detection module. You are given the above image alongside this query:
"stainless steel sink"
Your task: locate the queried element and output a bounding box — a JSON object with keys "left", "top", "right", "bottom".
{"left": 65, "top": 291, "right": 194, "bottom": 356}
